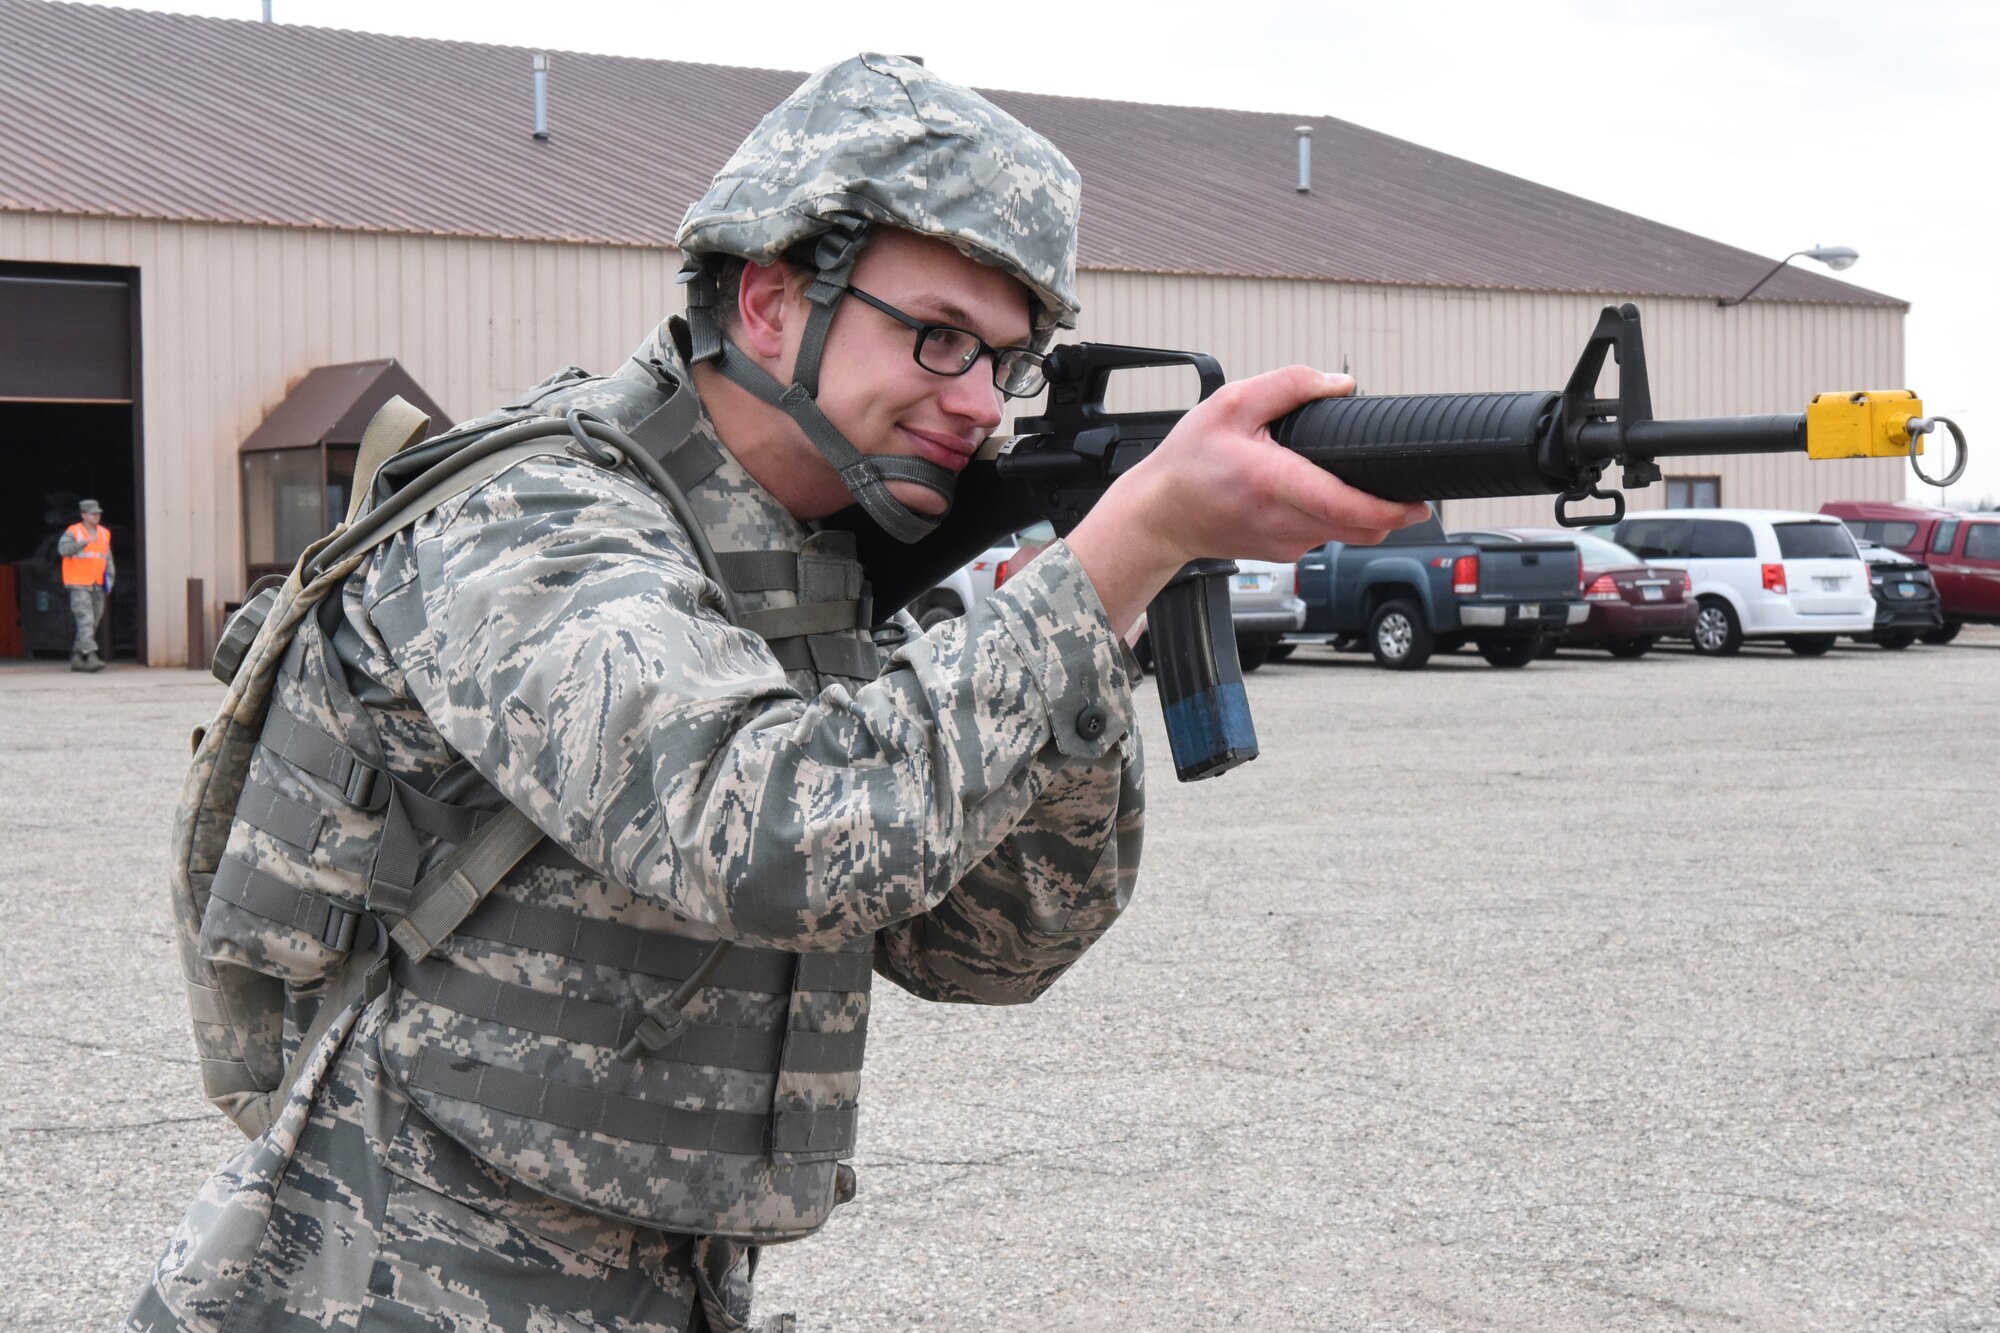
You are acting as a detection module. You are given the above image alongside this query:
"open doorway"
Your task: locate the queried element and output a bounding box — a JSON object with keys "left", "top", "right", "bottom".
{"left": 0, "top": 262, "right": 144, "bottom": 661}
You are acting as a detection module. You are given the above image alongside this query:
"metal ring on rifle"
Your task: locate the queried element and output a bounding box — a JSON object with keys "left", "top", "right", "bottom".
{"left": 1907, "top": 416, "right": 1968, "bottom": 489}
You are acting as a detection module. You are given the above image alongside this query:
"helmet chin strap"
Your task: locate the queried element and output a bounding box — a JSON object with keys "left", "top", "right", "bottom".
{"left": 682, "top": 226, "right": 958, "bottom": 544}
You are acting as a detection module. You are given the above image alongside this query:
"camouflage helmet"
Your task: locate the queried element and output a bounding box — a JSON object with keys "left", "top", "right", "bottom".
{"left": 677, "top": 53, "right": 1082, "bottom": 343}
{"left": 676, "top": 55, "right": 1083, "bottom": 544}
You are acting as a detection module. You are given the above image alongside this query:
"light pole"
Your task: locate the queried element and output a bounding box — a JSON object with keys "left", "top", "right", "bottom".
{"left": 1717, "top": 245, "right": 1859, "bottom": 307}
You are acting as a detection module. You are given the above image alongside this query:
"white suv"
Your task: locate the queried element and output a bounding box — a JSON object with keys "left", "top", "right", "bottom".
{"left": 1610, "top": 509, "right": 1872, "bottom": 656}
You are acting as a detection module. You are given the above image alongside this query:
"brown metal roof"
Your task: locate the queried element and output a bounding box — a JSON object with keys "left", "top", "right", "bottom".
{"left": 238, "top": 359, "right": 449, "bottom": 452}
{"left": 1, "top": 0, "right": 1899, "bottom": 306}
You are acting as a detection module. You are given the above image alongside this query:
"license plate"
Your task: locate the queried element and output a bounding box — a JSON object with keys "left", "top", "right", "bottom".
{"left": 1517, "top": 603, "right": 1539, "bottom": 619}
{"left": 1640, "top": 586, "right": 1663, "bottom": 601}
{"left": 1896, "top": 583, "right": 1919, "bottom": 599}
{"left": 1818, "top": 577, "right": 1843, "bottom": 591}
{"left": 1234, "top": 573, "right": 1271, "bottom": 592}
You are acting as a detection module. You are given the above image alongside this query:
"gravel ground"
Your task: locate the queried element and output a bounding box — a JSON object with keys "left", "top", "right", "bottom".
{"left": 2, "top": 630, "right": 1995, "bottom": 1331}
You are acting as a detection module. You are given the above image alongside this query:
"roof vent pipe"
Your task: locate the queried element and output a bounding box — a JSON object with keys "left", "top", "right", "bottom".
{"left": 1295, "top": 125, "right": 1312, "bottom": 194}
{"left": 261, "top": 0, "right": 272, "bottom": 20}
{"left": 531, "top": 54, "right": 551, "bottom": 141}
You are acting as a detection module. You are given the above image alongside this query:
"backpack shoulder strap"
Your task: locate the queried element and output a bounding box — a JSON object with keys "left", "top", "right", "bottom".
{"left": 347, "top": 395, "right": 435, "bottom": 524}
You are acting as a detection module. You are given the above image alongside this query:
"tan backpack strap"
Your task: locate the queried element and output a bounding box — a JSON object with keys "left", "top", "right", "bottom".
{"left": 389, "top": 806, "right": 546, "bottom": 962}
{"left": 346, "top": 395, "right": 434, "bottom": 524}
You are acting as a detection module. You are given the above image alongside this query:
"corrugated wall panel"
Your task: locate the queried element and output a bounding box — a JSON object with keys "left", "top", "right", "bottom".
{"left": 1071, "top": 272, "right": 1907, "bottom": 531}
{"left": 0, "top": 210, "right": 1907, "bottom": 665}
{"left": 1, "top": 211, "right": 683, "bottom": 663}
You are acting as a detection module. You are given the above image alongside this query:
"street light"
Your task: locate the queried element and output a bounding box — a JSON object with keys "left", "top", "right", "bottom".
{"left": 1717, "top": 245, "right": 1860, "bottom": 307}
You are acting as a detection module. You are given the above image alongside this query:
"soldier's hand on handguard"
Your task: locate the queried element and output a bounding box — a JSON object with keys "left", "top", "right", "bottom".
{"left": 1065, "top": 365, "right": 1431, "bottom": 634}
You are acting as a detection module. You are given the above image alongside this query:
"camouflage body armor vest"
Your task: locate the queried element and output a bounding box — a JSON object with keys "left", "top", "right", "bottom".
{"left": 193, "top": 333, "right": 887, "bottom": 1241}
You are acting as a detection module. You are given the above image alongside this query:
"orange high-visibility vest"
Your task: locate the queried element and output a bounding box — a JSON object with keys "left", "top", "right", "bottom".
{"left": 61, "top": 522, "right": 111, "bottom": 588}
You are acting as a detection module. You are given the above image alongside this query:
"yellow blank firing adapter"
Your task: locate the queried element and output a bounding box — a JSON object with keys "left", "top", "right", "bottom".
{"left": 1807, "top": 390, "right": 1967, "bottom": 487}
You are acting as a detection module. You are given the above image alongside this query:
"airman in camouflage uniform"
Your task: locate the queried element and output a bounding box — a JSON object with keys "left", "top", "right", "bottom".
{"left": 132, "top": 53, "right": 1423, "bottom": 1332}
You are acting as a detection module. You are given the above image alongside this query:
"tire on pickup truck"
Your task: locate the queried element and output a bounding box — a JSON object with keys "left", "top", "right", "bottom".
{"left": 1476, "top": 634, "right": 1542, "bottom": 668}
{"left": 912, "top": 591, "right": 964, "bottom": 630}
{"left": 1368, "top": 598, "right": 1434, "bottom": 670}
{"left": 1235, "top": 633, "right": 1278, "bottom": 672}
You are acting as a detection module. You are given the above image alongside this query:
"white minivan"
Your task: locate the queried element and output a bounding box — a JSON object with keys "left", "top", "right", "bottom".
{"left": 1610, "top": 509, "right": 1873, "bottom": 656}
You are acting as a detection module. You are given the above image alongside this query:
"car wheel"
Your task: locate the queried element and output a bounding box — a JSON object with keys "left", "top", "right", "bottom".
{"left": 916, "top": 600, "right": 961, "bottom": 631}
{"left": 1235, "top": 634, "right": 1275, "bottom": 672}
{"left": 1368, "top": 599, "right": 1434, "bottom": 670}
{"left": 1786, "top": 634, "right": 1837, "bottom": 657}
{"left": 1265, "top": 643, "right": 1296, "bottom": 662}
{"left": 1691, "top": 597, "right": 1743, "bottom": 656}
{"left": 1606, "top": 637, "right": 1653, "bottom": 659}
{"left": 1920, "top": 622, "right": 1961, "bottom": 645}
{"left": 1876, "top": 631, "right": 1917, "bottom": 650}
{"left": 1476, "top": 634, "right": 1542, "bottom": 668}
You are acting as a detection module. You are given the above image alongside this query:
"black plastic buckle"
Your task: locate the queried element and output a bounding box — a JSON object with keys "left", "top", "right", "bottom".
{"left": 317, "top": 903, "right": 380, "bottom": 954}
{"left": 340, "top": 759, "right": 381, "bottom": 808}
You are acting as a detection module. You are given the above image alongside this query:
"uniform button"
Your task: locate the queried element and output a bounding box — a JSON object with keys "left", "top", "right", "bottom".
{"left": 1075, "top": 705, "right": 1108, "bottom": 740}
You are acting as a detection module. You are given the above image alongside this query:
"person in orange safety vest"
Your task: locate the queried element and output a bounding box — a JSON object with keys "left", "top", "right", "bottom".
{"left": 58, "top": 498, "right": 114, "bottom": 672}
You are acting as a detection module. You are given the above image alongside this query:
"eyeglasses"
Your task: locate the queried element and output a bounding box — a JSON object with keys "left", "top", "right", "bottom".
{"left": 845, "top": 286, "right": 1047, "bottom": 398}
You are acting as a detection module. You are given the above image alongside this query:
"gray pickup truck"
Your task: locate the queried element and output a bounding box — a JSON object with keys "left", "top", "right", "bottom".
{"left": 1287, "top": 511, "right": 1586, "bottom": 668}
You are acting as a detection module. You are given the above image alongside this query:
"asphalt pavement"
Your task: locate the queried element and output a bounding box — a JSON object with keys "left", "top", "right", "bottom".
{"left": 1, "top": 630, "right": 1995, "bottom": 1331}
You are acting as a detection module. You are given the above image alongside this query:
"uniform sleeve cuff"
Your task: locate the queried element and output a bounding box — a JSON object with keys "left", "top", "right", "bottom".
{"left": 985, "top": 539, "right": 1135, "bottom": 759}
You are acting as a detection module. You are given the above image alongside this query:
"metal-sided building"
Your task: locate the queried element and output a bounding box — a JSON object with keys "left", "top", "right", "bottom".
{"left": 0, "top": 0, "right": 1906, "bottom": 665}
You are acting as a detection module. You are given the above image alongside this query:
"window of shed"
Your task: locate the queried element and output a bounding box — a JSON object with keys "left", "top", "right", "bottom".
{"left": 242, "top": 449, "right": 325, "bottom": 572}
{"left": 1665, "top": 476, "right": 1720, "bottom": 509}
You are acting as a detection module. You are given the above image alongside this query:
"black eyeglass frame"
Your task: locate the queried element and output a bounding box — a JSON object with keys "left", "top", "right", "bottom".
{"left": 844, "top": 285, "right": 1047, "bottom": 398}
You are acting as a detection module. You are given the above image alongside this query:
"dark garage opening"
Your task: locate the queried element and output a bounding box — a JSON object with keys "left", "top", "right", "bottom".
{"left": 0, "top": 262, "right": 144, "bottom": 661}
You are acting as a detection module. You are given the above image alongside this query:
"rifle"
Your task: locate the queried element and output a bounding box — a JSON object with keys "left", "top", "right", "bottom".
{"left": 834, "top": 303, "right": 1967, "bottom": 783}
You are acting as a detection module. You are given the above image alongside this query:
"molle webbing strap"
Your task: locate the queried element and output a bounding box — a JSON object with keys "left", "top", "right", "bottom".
{"left": 392, "top": 954, "right": 865, "bottom": 1073}
{"left": 453, "top": 896, "right": 875, "bottom": 994}
{"left": 262, "top": 700, "right": 380, "bottom": 808}
{"left": 235, "top": 781, "right": 323, "bottom": 852}
{"left": 198, "top": 1054, "right": 266, "bottom": 1097}
{"left": 733, "top": 601, "right": 865, "bottom": 641}
{"left": 347, "top": 397, "right": 434, "bottom": 524}
{"left": 767, "top": 634, "right": 880, "bottom": 681}
{"left": 713, "top": 551, "right": 800, "bottom": 594}
{"left": 184, "top": 982, "right": 233, "bottom": 1028}
{"left": 211, "top": 855, "right": 377, "bottom": 954}
{"left": 410, "top": 1048, "right": 776, "bottom": 1155}
{"left": 772, "top": 1104, "right": 859, "bottom": 1157}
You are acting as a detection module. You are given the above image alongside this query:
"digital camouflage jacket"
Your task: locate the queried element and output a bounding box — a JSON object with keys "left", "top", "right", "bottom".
{"left": 135, "top": 323, "right": 1144, "bottom": 1330}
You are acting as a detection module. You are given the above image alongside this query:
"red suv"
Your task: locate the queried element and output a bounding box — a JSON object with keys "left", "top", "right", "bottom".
{"left": 1820, "top": 502, "right": 2000, "bottom": 643}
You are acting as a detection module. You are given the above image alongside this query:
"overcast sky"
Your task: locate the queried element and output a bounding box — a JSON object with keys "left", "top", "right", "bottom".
{"left": 95, "top": 0, "right": 2000, "bottom": 506}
